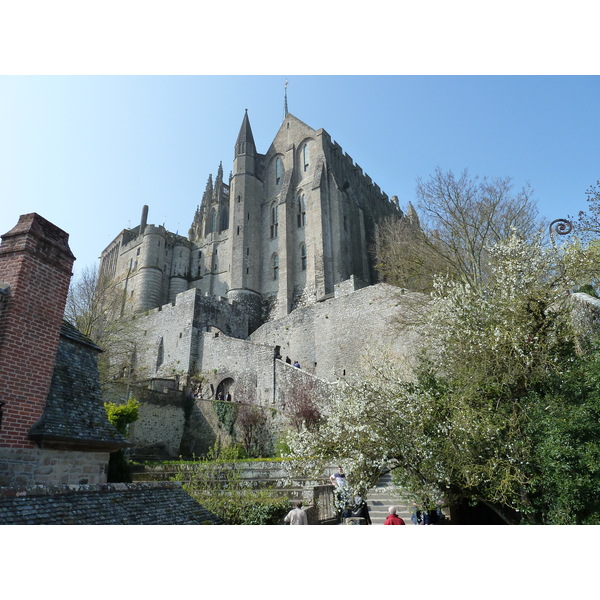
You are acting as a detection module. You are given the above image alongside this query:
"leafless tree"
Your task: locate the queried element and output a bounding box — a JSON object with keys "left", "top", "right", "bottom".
{"left": 65, "top": 264, "right": 137, "bottom": 388}
{"left": 283, "top": 378, "right": 322, "bottom": 433}
{"left": 377, "top": 168, "right": 541, "bottom": 292}
{"left": 236, "top": 403, "right": 269, "bottom": 457}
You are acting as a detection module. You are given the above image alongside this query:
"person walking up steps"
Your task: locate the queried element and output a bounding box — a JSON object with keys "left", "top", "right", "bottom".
{"left": 384, "top": 506, "right": 406, "bottom": 525}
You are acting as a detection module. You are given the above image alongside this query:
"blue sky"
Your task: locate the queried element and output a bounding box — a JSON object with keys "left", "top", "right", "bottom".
{"left": 0, "top": 75, "right": 597, "bottom": 275}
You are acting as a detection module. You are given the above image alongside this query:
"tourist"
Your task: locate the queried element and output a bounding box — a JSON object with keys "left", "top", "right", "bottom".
{"left": 411, "top": 502, "right": 422, "bottom": 525}
{"left": 225, "top": 392, "right": 232, "bottom": 402}
{"left": 293, "top": 360, "right": 301, "bottom": 368}
{"left": 284, "top": 501, "right": 308, "bottom": 525}
{"left": 329, "top": 466, "right": 346, "bottom": 487}
{"left": 350, "top": 495, "right": 372, "bottom": 524}
{"left": 384, "top": 506, "right": 406, "bottom": 525}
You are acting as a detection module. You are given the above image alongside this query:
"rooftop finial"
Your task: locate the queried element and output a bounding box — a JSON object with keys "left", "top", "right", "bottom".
{"left": 283, "top": 79, "right": 288, "bottom": 120}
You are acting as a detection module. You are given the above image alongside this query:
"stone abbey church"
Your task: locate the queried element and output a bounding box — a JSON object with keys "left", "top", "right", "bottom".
{"left": 99, "top": 109, "right": 423, "bottom": 457}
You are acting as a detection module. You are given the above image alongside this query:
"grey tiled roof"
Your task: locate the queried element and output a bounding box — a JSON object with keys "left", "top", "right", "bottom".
{"left": 28, "top": 321, "right": 129, "bottom": 450}
{"left": 0, "top": 482, "right": 223, "bottom": 525}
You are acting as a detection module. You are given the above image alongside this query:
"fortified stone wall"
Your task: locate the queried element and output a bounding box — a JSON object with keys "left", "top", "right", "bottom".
{"left": 274, "top": 354, "right": 334, "bottom": 407}
{"left": 128, "top": 288, "right": 249, "bottom": 382}
{"left": 250, "top": 282, "right": 427, "bottom": 382}
{"left": 127, "top": 388, "right": 186, "bottom": 459}
{"left": 198, "top": 333, "right": 275, "bottom": 404}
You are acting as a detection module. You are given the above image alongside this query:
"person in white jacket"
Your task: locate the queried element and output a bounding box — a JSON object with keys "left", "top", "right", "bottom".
{"left": 284, "top": 501, "right": 308, "bottom": 525}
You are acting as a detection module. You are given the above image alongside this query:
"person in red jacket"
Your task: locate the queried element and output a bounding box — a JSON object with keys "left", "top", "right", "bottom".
{"left": 384, "top": 506, "right": 406, "bottom": 525}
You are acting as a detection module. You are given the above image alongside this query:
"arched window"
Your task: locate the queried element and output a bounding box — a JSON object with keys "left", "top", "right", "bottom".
{"left": 210, "top": 208, "right": 218, "bottom": 233}
{"left": 300, "top": 244, "right": 307, "bottom": 271}
{"left": 270, "top": 203, "right": 278, "bottom": 238}
{"left": 297, "top": 193, "right": 306, "bottom": 227}
{"left": 273, "top": 254, "right": 279, "bottom": 280}
{"left": 302, "top": 144, "right": 309, "bottom": 171}
{"left": 275, "top": 157, "right": 282, "bottom": 185}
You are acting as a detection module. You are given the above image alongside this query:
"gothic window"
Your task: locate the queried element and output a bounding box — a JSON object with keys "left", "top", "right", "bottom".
{"left": 275, "top": 157, "right": 282, "bottom": 185}
{"left": 303, "top": 144, "right": 309, "bottom": 171}
{"left": 270, "top": 203, "right": 278, "bottom": 238}
{"left": 300, "top": 244, "right": 307, "bottom": 271}
{"left": 297, "top": 193, "right": 306, "bottom": 227}
{"left": 211, "top": 208, "right": 218, "bottom": 233}
{"left": 273, "top": 254, "right": 279, "bottom": 280}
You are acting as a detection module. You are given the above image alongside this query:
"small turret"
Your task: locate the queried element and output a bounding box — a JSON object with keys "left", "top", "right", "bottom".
{"left": 405, "top": 201, "right": 420, "bottom": 226}
{"left": 234, "top": 109, "right": 256, "bottom": 176}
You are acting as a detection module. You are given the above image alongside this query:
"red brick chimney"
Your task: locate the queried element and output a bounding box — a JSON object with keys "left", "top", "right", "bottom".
{"left": 0, "top": 213, "right": 75, "bottom": 448}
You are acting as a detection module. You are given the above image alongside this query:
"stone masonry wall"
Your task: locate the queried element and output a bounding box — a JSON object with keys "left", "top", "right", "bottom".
{"left": 250, "top": 282, "right": 427, "bottom": 383}
{"left": 0, "top": 447, "right": 110, "bottom": 487}
{"left": 127, "top": 388, "right": 186, "bottom": 459}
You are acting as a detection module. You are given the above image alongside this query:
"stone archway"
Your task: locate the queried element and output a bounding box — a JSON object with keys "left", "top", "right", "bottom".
{"left": 216, "top": 377, "right": 235, "bottom": 402}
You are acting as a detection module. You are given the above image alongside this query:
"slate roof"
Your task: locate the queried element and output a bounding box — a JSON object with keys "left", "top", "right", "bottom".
{"left": 28, "top": 321, "right": 129, "bottom": 451}
{"left": 0, "top": 482, "right": 223, "bottom": 525}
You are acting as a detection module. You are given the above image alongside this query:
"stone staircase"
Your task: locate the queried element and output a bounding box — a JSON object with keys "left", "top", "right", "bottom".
{"left": 365, "top": 471, "right": 415, "bottom": 525}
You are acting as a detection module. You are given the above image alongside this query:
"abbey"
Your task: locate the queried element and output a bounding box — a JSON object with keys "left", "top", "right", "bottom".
{"left": 100, "top": 110, "right": 412, "bottom": 327}
{"left": 99, "top": 109, "right": 422, "bottom": 456}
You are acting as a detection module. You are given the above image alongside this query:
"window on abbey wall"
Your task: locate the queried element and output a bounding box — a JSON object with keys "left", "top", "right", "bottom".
{"left": 297, "top": 193, "right": 306, "bottom": 227}
{"left": 211, "top": 208, "right": 218, "bottom": 233}
{"left": 156, "top": 338, "right": 164, "bottom": 370}
{"left": 301, "top": 244, "right": 307, "bottom": 271}
{"left": 273, "top": 254, "right": 279, "bottom": 280}
{"left": 270, "top": 203, "right": 278, "bottom": 238}
{"left": 275, "top": 157, "right": 282, "bottom": 185}
{"left": 303, "top": 144, "right": 309, "bottom": 171}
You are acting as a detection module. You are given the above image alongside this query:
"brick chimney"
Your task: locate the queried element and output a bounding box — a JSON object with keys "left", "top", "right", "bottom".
{"left": 0, "top": 213, "right": 75, "bottom": 448}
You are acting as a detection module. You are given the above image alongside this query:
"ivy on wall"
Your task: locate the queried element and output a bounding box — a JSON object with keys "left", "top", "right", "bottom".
{"left": 212, "top": 400, "right": 238, "bottom": 436}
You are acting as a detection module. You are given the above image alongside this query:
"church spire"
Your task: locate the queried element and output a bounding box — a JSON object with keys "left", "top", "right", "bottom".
{"left": 283, "top": 79, "right": 288, "bottom": 120}
{"left": 235, "top": 109, "right": 256, "bottom": 157}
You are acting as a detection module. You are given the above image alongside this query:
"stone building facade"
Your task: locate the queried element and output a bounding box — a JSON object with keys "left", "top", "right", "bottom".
{"left": 100, "top": 111, "right": 411, "bottom": 328}
{"left": 98, "top": 110, "right": 424, "bottom": 457}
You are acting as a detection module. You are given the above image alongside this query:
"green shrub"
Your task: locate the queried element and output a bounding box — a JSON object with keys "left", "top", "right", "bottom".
{"left": 173, "top": 456, "right": 290, "bottom": 525}
{"left": 104, "top": 397, "right": 139, "bottom": 483}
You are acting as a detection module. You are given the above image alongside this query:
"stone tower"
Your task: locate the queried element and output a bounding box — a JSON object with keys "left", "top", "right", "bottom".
{"left": 227, "top": 109, "right": 265, "bottom": 331}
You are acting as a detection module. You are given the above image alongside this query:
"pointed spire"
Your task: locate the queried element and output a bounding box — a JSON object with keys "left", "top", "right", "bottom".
{"left": 283, "top": 79, "right": 288, "bottom": 120}
{"left": 201, "top": 175, "right": 213, "bottom": 207}
{"left": 235, "top": 109, "right": 256, "bottom": 156}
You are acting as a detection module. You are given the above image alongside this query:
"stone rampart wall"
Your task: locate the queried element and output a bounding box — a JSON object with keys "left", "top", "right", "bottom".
{"left": 250, "top": 283, "right": 427, "bottom": 382}
{"left": 127, "top": 388, "right": 186, "bottom": 459}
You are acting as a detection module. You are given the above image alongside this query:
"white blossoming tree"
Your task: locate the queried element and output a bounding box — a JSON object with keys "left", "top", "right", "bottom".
{"left": 285, "top": 234, "right": 600, "bottom": 524}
